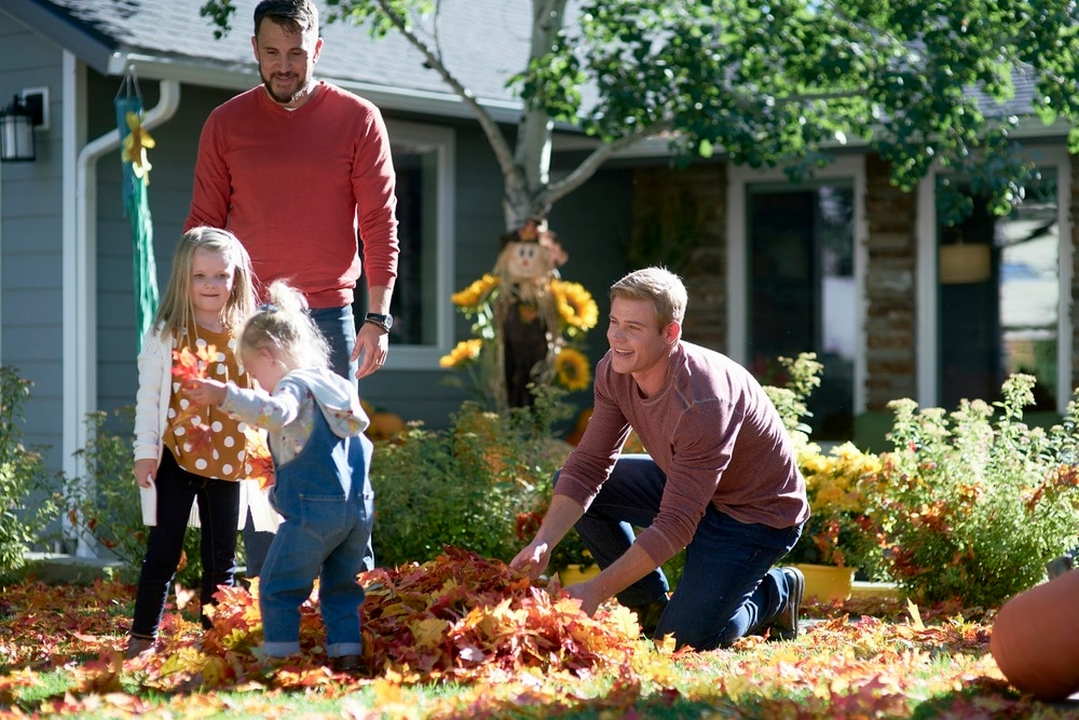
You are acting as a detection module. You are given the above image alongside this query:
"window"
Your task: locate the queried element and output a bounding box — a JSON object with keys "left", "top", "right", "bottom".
{"left": 353, "top": 122, "right": 454, "bottom": 368}
{"left": 936, "top": 171, "right": 1059, "bottom": 410}
{"left": 747, "top": 181, "right": 856, "bottom": 439}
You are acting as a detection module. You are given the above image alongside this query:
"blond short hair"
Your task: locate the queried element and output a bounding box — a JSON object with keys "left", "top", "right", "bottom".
{"left": 610, "top": 267, "right": 687, "bottom": 329}
{"left": 240, "top": 280, "right": 330, "bottom": 370}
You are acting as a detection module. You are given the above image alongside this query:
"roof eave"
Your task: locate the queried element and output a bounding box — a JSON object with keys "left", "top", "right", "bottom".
{"left": 5, "top": 0, "right": 117, "bottom": 74}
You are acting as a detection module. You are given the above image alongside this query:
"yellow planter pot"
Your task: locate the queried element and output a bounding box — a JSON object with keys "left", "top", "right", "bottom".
{"left": 559, "top": 563, "right": 601, "bottom": 586}
{"left": 793, "top": 563, "right": 856, "bottom": 602}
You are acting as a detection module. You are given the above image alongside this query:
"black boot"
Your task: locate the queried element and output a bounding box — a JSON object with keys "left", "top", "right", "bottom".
{"left": 766, "top": 566, "right": 804, "bottom": 641}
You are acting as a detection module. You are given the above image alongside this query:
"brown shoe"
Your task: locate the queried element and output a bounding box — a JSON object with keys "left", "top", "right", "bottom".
{"left": 124, "top": 635, "right": 155, "bottom": 659}
{"left": 331, "top": 654, "right": 363, "bottom": 673}
{"left": 768, "top": 566, "right": 804, "bottom": 641}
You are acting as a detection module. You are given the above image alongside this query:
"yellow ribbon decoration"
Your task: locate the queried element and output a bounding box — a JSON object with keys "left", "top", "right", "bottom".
{"left": 121, "top": 111, "right": 155, "bottom": 183}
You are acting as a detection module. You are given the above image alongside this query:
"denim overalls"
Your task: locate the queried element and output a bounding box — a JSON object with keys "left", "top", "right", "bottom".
{"left": 259, "top": 399, "right": 374, "bottom": 658}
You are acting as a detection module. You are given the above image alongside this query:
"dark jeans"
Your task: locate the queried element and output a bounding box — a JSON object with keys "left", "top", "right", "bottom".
{"left": 242, "top": 304, "right": 374, "bottom": 575}
{"left": 570, "top": 454, "right": 802, "bottom": 651}
{"left": 131, "top": 448, "right": 240, "bottom": 638}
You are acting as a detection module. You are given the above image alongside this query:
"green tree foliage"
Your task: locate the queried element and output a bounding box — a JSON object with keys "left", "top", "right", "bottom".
{"left": 201, "top": 0, "right": 1079, "bottom": 227}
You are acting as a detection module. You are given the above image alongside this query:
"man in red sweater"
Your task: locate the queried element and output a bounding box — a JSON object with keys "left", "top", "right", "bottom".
{"left": 185, "top": 0, "right": 398, "bottom": 577}
{"left": 511, "top": 267, "right": 810, "bottom": 650}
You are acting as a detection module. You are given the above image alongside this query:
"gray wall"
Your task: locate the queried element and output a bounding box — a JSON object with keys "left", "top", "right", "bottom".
{"left": 0, "top": 11, "right": 64, "bottom": 470}
{"left": 88, "top": 77, "right": 631, "bottom": 431}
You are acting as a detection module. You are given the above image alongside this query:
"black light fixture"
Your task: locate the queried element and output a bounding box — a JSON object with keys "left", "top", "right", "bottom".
{"left": 1, "top": 93, "right": 44, "bottom": 162}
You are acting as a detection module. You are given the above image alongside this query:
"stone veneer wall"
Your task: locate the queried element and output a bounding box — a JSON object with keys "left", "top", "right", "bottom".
{"left": 864, "top": 154, "right": 918, "bottom": 410}
{"left": 1072, "top": 154, "right": 1079, "bottom": 393}
{"left": 630, "top": 164, "right": 728, "bottom": 351}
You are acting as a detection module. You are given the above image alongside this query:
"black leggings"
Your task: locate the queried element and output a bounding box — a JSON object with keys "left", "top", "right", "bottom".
{"left": 130, "top": 448, "right": 240, "bottom": 638}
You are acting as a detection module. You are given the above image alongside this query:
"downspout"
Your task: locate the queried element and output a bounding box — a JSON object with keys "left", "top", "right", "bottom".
{"left": 66, "top": 73, "right": 180, "bottom": 556}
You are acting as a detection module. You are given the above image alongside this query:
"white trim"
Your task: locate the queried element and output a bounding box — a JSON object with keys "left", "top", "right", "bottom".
{"left": 915, "top": 170, "right": 938, "bottom": 408}
{"left": 61, "top": 50, "right": 85, "bottom": 552}
{"left": 382, "top": 120, "right": 456, "bottom": 370}
{"left": 726, "top": 156, "right": 868, "bottom": 412}
{"left": 915, "top": 146, "right": 1073, "bottom": 412}
{"left": 1051, "top": 150, "right": 1073, "bottom": 412}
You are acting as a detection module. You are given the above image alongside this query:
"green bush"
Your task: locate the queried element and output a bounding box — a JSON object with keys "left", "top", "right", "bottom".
{"left": 370, "top": 388, "right": 591, "bottom": 571}
{"left": 870, "top": 375, "right": 1079, "bottom": 607}
{"left": 68, "top": 408, "right": 204, "bottom": 587}
{"left": 0, "top": 367, "right": 58, "bottom": 580}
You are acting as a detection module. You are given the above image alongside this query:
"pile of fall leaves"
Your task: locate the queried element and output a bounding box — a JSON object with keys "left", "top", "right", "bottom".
{"left": 0, "top": 548, "right": 1074, "bottom": 719}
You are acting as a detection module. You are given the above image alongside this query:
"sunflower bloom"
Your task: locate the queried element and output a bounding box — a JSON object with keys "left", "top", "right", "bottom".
{"left": 550, "top": 280, "right": 599, "bottom": 331}
{"left": 554, "top": 347, "right": 591, "bottom": 391}
{"left": 451, "top": 274, "right": 500, "bottom": 308}
{"left": 439, "top": 339, "right": 484, "bottom": 368}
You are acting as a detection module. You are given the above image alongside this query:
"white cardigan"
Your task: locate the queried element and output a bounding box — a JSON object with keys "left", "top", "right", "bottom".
{"left": 134, "top": 327, "right": 279, "bottom": 531}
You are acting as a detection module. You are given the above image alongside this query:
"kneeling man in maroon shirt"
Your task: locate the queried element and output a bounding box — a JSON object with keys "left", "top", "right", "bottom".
{"left": 511, "top": 267, "right": 810, "bottom": 650}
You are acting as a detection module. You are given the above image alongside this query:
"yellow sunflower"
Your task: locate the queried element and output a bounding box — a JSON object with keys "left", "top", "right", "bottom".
{"left": 451, "top": 274, "right": 500, "bottom": 308}
{"left": 550, "top": 280, "right": 599, "bottom": 331}
{"left": 439, "top": 339, "right": 484, "bottom": 368}
{"left": 554, "top": 347, "right": 591, "bottom": 391}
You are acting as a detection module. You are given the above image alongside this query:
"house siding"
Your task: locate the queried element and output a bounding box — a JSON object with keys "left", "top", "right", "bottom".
{"left": 0, "top": 11, "right": 65, "bottom": 470}
{"left": 1072, "top": 153, "right": 1079, "bottom": 393}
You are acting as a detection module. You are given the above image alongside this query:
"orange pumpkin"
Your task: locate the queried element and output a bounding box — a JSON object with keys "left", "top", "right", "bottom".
{"left": 990, "top": 569, "right": 1079, "bottom": 700}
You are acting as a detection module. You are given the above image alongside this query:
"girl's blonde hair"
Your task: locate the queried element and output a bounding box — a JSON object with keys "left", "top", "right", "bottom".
{"left": 240, "top": 280, "right": 331, "bottom": 370}
{"left": 154, "top": 227, "right": 258, "bottom": 337}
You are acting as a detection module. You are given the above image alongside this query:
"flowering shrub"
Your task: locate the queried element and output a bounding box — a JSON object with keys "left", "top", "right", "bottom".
{"left": 790, "top": 442, "right": 887, "bottom": 577}
{"left": 868, "top": 374, "right": 1079, "bottom": 607}
{"left": 370, "top": 392, "right": 591, "bottom": 571}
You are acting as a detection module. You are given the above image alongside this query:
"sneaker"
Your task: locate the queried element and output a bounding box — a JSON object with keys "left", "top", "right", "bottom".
{"left": 768, "top": 566, "right": 804, "bottom": 641}
{"left": 1046, "top": 555, "right": 1074, "bottom": 580}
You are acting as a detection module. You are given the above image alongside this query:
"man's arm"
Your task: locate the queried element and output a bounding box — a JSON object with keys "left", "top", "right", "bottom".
{"left": 350, "top": 104, "right": 398, "bottom": 378}
{"left": 510, "top": 494, "right": 585, "bottom": 578}
{"left": 184, "top": 112, "right": 231, "bottom": 231}
{"left": 352, "top": 284, "right": 392, "bottom": 378}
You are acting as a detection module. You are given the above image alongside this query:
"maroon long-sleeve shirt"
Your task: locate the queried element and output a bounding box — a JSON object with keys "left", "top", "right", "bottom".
{"left": 555, "top": 341, "right": 809, "bottom": 566}
{"left": 185, "top": 82, "right": 398, "bottom": 308}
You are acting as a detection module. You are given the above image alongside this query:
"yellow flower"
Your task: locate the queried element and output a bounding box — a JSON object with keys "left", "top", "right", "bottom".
{"left": 451, "top": 274, "right": 499, "bottom": 308}
{"left": 554, "top": 347, "right": 591, "bottom": 391}
{"left": 439, "top": 339, "right": 484, "bottom": 368}
{"left": 550, "top": 280, "right": 599, "bottom": 331}
{"left": 121, "top": 111, "right": 155, "bottom": 183}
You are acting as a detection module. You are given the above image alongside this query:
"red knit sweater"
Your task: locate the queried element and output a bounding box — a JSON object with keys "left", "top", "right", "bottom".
{"left": 185, "top": 83, "right": 398, "bottom": 308}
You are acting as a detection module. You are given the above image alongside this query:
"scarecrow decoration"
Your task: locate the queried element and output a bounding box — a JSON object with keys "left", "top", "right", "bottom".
{"left": 443, "top": 220, "right": 597, "bottom": 409}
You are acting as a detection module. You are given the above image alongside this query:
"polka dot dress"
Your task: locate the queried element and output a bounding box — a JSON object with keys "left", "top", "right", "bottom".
{"left": 164, "top": 326, "right": 253, "bottom": 481}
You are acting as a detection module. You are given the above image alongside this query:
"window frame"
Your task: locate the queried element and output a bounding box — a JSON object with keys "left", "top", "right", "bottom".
{"left": 916, "top": 146, "right": 1073, "bottom": 411}
{"left": 727, "top": 155, "right": 869, "bottom": 415}
{"left": 380, "top": 120, "right": 456, "bottom": 370}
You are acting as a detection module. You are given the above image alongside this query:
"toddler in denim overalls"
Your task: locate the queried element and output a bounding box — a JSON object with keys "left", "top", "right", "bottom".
{"left": 183, "top": 280, "right": 373, "bottom": 671}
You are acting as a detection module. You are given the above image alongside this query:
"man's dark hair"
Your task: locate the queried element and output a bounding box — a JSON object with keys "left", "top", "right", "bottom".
{"left": 254, "top": 0, "right": 320, "bottom": 37}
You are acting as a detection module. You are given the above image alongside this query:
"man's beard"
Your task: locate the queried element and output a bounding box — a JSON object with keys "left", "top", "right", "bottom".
{"left": 260, "top": 70, "right": 307, "bottom": 105}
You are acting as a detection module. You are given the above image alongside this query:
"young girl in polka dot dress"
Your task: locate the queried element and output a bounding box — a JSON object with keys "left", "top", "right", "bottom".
{"left": 127, "top": 226, "right": 274, "bottom": 657}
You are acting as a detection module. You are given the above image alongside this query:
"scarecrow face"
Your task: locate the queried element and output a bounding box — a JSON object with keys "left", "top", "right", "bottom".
{"left": 501, "top": 241, "right": 550, "bottom": 280}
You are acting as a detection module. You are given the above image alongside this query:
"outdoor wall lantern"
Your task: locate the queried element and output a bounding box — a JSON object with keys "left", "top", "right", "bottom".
{"left": 1, "top": 90, "right": 46, "bottom": 163}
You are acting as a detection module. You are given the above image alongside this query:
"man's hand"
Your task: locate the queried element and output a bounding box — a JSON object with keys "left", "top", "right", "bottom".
{"left": 510, "top": 538, "right": 552, "bottom": 580}
{"left": 352, "top": 322, "right": 388, "bottom": 379}
{"left": 566, "top": 580, "right": 605, "bottom": 616}
{"left": 133, "top": 458, "right": 157, "bottom": 489}
{"left": 182, "top": 377, "right": 228, "bottom": 407}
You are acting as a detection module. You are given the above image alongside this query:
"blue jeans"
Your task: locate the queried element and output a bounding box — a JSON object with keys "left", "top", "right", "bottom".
{"left": 242, "top": 304, "right": 362, "bottom": 576}
{"left": 260, "top": 412, "right": 375, "bottom": 658}
{"left": 571, "top": 454, "right": 802, "bottom": 650}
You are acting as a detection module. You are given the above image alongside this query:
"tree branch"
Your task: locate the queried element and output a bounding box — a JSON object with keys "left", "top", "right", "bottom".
{"left": 542, "top": 120, "right": 672, "bottom": 207}
{"left": 370, "top": 0, "right": 518, "bottom": 181}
